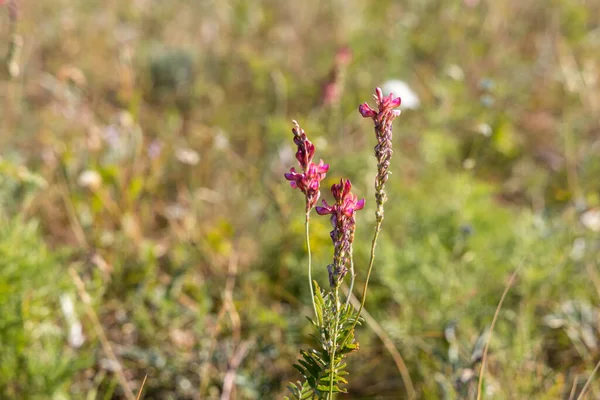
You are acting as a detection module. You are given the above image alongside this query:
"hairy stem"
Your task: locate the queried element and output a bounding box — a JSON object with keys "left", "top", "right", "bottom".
{"left": 305, "top": 209, "right": 318, "bottom": 318}
{"left": 329, "top": 287, "right": 340, "bottom": 399}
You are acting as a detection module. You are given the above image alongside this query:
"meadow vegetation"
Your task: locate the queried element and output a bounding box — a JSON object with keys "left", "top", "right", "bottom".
{"left": 1, "top": 0, "right": 600, "bottom": 398}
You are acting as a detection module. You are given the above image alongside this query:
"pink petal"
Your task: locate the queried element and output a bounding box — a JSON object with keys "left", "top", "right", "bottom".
{"left": 375, "top": 87, "right": 384, "bottom": 102}
{"left": 331, "top": 182, "right": 342, "bottom": 200}
{"left": 389, "top": 96, "right": 401, "bottom": 108}
{"left": 359, "top": 103, "right": 377, "bottom": 118}
{"left": 317, "top": 160, "right": 330, "bottom": 173}
{"left": 316, "top": 199, "right": 333, "bottom": 215}
{"left": 342, "top": 179, "right": 352, "bottom": 198}
{"left": 284, "top": 168, "right": 300, "bottom": 181}
{"left": 355, "top": 198, "right": 365, "bottom": 210}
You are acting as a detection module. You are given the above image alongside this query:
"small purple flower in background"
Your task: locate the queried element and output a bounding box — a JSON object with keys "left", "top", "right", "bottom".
{"left": 316, "top": 179, "right": 364, "bottom": 288}
{"left": 147, "top": 139, "right": 164, "bottom": 160}
{"left": 103, "top": 124, "right": 121, "bottom": 149}
{"left": 284, "top": 121, "right": 329, "bottom": 211}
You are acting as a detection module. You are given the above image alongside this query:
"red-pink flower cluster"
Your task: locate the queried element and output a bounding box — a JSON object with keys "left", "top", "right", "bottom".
{"left": 358, "top": 87, "right": 401, "bottom": 121}
{"left": 316, "top": 179, "right": 365, "bottom": 220}
{"left": 316, "top": 179, "right": 365, "bottom": 288}
{"left": 284, "top": 121, "right": 329, "bottom": 211}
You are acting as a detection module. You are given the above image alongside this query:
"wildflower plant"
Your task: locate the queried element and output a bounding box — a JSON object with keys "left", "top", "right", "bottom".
{"left": 286, "top": 88, "right": 401, "bottom": 398}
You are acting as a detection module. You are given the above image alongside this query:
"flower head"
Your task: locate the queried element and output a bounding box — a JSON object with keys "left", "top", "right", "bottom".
{"left": 316, "top": 179, "right": 365, "bottom": 218}
{"left": 359, "top": 87, "right": 401, "bottom": 121}
{"left": 316, "top": 179, "right": 364, "bottom": 288}
{"left": 285, "top": 160, "right": 329, "bottom": 196}
{"left": 292, "top": 121, "right": 316, "bottom": 169}
{"left": 284, "top": 121, "right": 329, "bottom": 211}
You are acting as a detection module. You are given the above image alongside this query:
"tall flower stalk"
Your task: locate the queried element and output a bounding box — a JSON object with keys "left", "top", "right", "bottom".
{"left": 350, "top": 88, "right": 401, "bottom": 332}
{"left": 316, "top": 179, "right": 364, "bottom": 398}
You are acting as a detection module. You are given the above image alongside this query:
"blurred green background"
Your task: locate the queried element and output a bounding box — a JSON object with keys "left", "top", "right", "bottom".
{"left": 1, "top": 0, "right": 600, "bottom": 398}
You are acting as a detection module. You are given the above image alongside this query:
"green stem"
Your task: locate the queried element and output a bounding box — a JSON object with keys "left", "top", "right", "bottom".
{"left": 349, "top": 219, "right": 382, "bottom": 334}
{"left": 344, "top": 248, "right": 355, "bottom": 309}
{"left": 329, "top": 287, "right": 340, "bottom": 399}
{"left": 305, "top": 210, "right": 318, "bottom": 318}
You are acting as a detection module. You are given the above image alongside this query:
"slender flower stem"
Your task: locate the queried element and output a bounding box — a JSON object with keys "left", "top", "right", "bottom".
{"left": 305, "top": 209, "right": 318, "bottom": 318}
{"left": 351, "top": 87, "right": 400, "bottom": 336}
{"left": 344, "top": 248, "right": 355, "bottom": 309}
{"left": 349, "top": 219, "right": 382, "bottom": 334}
{"left": 329, "top": 287, "right": 340, "bottom": 399}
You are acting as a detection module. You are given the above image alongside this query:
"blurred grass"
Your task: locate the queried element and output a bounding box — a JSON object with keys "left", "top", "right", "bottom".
{"left": 1, "top": 0, "right": 600, "bottom": 398}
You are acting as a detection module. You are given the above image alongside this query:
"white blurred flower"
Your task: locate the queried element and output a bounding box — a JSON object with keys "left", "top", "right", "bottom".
{"left": 463, "top": 158, "right": 476, "bottom": 169}
{"left": 166, "top": 203, "right": 187, "bottom": 220}
{"left": 175, "top": 148, "right": 200, "bottom": 165}
{"left": 446, "top": 64, "right": 465, "bottom": 81}
{"left": 570, "top": 237, "right": 586, "bottom": 260}
{"left": 99, "top": 358, "right": 121, "bottom": 372}
{"left": 77, "top": 170, "right": 102, "bottom": 191}
{"left": 178, "top": 377, "right": 193, "bottom": 392}
{"left": 580, "top": 208, "right": 600, "bottom": 232}
{"left": 381, "top": 80, "right": 420, "bottom": 110}
{"left": 214, "top": 130, "right": 230, "bottom": 151}
{"left": 118, "top": 110, "right": 135, "bottom": 129}
{"left": 60, "top": 294, "right": 85, "bottom": 348}
{"left": 476, "top": 123, "right": 492, "bottom": 137}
